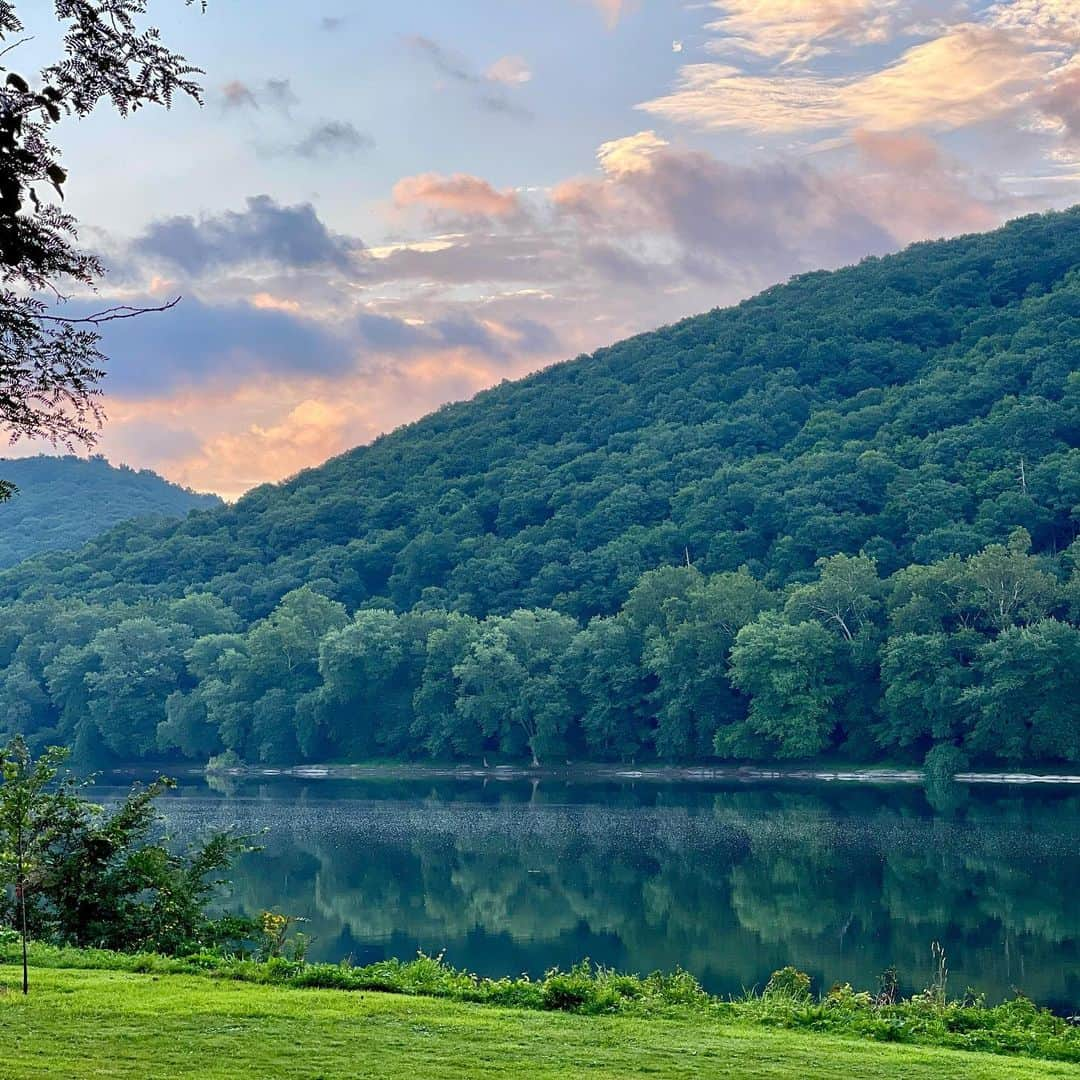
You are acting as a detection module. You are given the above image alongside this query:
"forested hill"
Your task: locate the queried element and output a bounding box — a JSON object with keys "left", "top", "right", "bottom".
{"left": 0, "top": 455, "right": 220, "bottom": 569}
{"left": 2, "top": 209, "right": 1079, "bottom": 770}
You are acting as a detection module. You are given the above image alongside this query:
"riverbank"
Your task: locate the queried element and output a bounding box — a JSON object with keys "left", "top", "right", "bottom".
{"left": 6, "top": 945, "right": 1080, "bottom": 1063}
{"left": 192, "top": 760, "right": 1080, "bottom": 787}
{"left": 1, "top": 961, "right": 1077, "bottom": 1079}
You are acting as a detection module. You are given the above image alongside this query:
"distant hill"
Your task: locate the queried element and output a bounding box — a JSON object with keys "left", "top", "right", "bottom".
{"left": 0, "top": 455, "right": 221, "bottom": 568}
{"left": 0, "top": 209, "right": 1077, "bottom": 770}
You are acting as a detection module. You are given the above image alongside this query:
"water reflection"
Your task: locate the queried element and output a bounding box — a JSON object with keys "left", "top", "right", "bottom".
{"left": 98, "top": 776, "right": 1080, "bottom": 1010}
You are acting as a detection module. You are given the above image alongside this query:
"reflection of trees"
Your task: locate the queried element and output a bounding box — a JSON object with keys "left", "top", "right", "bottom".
{"left": 160, "top": 784, "right": 1080, "bottom": 1007}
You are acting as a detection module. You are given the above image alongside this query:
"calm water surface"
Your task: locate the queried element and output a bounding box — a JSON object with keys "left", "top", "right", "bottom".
{"left": 99, "top": 775, "right": 1080, "bottom": 1010}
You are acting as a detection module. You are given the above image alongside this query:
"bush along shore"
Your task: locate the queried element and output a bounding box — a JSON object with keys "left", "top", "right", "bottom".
{"left": 4, "top": 942, "right": 1078, "bottom": 1065}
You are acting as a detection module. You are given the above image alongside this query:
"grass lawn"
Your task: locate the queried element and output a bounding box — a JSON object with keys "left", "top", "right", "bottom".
{"left": 1, "top": 966, "right": 1078, "bottom": 1079}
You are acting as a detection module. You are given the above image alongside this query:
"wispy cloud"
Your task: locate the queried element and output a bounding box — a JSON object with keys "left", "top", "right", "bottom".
{"left": 640, "top": 25, "right": 1054, "bottom": 134}
{"left": 220, "top": 78, "right": 298, "bottom": 113}
{"left": 486, "top": 55, "right": 533, "bottom": 85}
{"left": 705, "top": 0, "right": 899, "bottom": 63}
{"left": 290, "top": 120, "right": 374, "bottom": 158}
{"left": 406, "top": 34, "right": 534, "bottom": 120}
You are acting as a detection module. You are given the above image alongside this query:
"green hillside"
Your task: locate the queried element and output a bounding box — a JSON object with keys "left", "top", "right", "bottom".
{"left": 1, "top": 210, "right": 1078, "bottom": 768}
{"left": 0, "top": 455, "right": 220, "bottom": 569}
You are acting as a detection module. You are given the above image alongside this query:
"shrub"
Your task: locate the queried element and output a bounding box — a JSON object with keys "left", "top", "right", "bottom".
{"left": 764, "top": 966, "right": 812, "bottom": 1002}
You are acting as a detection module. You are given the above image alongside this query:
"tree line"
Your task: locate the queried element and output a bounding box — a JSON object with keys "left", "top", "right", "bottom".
{"left": 1, "top": 527, "right": 1076, "bottom": 769}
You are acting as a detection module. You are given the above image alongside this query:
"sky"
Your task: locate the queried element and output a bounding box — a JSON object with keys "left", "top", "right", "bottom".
{"left": 10, "top": 0, "right": 1080, "bottom": 498}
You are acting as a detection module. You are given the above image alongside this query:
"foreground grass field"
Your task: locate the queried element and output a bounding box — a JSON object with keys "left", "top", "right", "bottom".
{"left": 2, "top": 966, "right": 1078, "bottom": 1080}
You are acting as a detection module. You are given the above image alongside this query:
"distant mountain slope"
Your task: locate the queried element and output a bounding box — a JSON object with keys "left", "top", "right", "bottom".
{"left": 2, "top": 208, "right": 1077, "bottom": 617}
{"left": 0, "top": 455, "right": 221, "bottom": 568}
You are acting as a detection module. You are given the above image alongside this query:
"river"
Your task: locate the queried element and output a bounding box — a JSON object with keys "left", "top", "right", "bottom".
{"left": 95, "top": 773, "right": 1080, "bottom": 1011}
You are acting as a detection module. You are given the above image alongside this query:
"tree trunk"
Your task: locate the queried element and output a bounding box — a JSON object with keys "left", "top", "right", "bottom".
{"left": 19, "top": 882, "right": 28, "bottom": 995}
{"left": 17, "top": 835, "right": 28, "bottom": 995}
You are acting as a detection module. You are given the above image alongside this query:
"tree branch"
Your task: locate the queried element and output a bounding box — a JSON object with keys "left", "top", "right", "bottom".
{"left": 35, "top": 296, "right": 182, "bottom": 325}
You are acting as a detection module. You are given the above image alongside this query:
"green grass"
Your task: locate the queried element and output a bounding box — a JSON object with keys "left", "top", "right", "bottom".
{"left": 9, "top": 944, "right": 1079, "bottom": 1062}
{"left": 1, "top": 965, "right": 1079, "bottom": 1079}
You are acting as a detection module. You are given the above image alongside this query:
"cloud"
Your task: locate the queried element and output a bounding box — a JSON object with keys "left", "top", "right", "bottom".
{"left": 847, "top": 24, "right": 1052, "bottom": 131}
{"left": 356, "top": 311, "right": 557, "bottom": 359}
{"left": 290, "top": 121, "right": 374, "bottom": 158}
{"left": 101, "top": 349, "right": 545, "bottom": 499}
{"left": 639, "top": 64, "right": 849, "bottom": 133}
{"left": 220, "top": 78, "right": 298, "bottom": 112}
{"left": 222, "top": 80, "right": 258, "bottom": 109}
{"left": 587, "top": 0, "right": 635, "bottom": 29}
{"left": 553, "top": 128, "right": 1016, "bottom": 284}
{"left": 596, "top": 131, "right": 671, "bottom": 176}
{"left": 640, "top": 25, "right": 1054, "bottom": 134}
{"left": 852, "top": 127, "right": 944, "bottom": 171}
{"left": 486, "top": 55, "right": 532, "bottom": 84}
{"left": 848, "top": 130, "right": 1004, "bottom": 242}
{"left": 320, "top": 15, "right": 346, "bottom": 31}
{"left": 988, "top": 0, "right": 1080, "bottom": 45}
{"left": 581, "top": 242, "right": 672, "bottom": 286}
{"left": 705, "top": 0, "right": 897, "bottom": 63}
{"left": 360, "top": 231, "right": 566, "bottom": 286}
{"left": 100, "top": 420, "right": 204, "bottom": 463}
{"left": 392, "top": 172, "right": 523, "bottom": 218}
{"left": 152, "top": 394, "right": 362, "bottom": 499}
{"left": 1035, "top": 60, "right": 1080, "bottom": 141}
{"left": 89, "top": 296, "right": 355, "bottom": 397}
{"left": 556, "top": 138, "right": 896, "bottom": 282}
{"left": 132, "top": 195, "right": 362, "bottom": 275}
{"left": 205, "top": 398, "right": 356, "bottom": 493}
{"left": 406, "top": 35, "right": 533, "bottom": 120}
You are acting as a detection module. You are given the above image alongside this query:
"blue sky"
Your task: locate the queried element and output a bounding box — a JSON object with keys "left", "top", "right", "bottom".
{"left": 10, "top": 1, "right": 1080, "bottom": 496}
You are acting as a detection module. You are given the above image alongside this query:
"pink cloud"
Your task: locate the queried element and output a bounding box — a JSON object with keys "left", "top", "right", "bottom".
{"left": 392, "top": 172, "right": 523, "bottom": 219}
{"left": 853, "top": 128, "right": 944, "bottom": 172}
{"left": 98, "top": 347, "right": 536, "bottom": 498}
{"left": 587, "top": 0, "right": 635, "bottom": 29}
